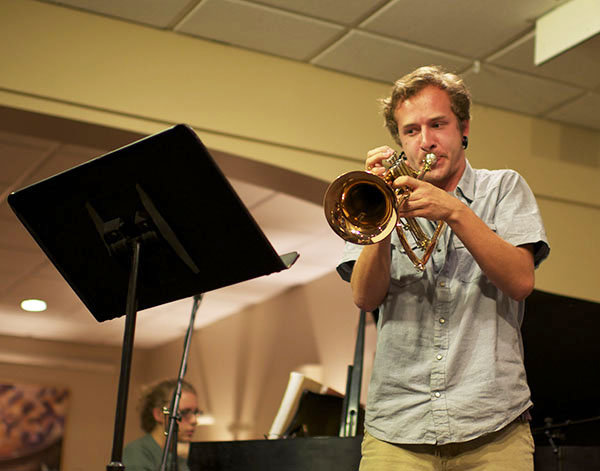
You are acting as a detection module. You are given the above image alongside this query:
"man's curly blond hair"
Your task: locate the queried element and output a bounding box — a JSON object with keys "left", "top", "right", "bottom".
{"left": 381, "top": 65, "right": 472, "bottom": 146}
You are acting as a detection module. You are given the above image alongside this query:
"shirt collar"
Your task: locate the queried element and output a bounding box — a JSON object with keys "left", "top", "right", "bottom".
{"left": 455, "top": 159, "right": 475, "bottom": 204}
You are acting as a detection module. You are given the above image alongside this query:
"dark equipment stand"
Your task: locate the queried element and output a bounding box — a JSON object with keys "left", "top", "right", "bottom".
{"left": 339, "top": 309, "right": 366, "bottom": 438}
{"left": 159, "top": 294, "right": 202, "bottom": 471}
{"left": 533, "top": 416, "right": 600, "bottom": 453}
{"left": 8, "top": 124, "right": 298, "bottom": 471}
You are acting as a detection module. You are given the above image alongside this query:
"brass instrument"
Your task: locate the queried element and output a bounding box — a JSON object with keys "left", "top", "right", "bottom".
{"left": 323, "top": 152, "right": 446, "bottom": 271}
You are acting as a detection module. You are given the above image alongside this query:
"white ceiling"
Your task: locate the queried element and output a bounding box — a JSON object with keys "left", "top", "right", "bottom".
{"left": 1, "top": 0, "right": 599, "bottom": 348}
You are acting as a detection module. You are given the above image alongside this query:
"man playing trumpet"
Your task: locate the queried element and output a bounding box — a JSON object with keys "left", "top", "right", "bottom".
{"left": 337, "top": 65, "right": 549, "bottom": 470}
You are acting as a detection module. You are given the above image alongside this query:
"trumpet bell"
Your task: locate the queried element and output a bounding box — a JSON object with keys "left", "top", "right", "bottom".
{"left": 323, "top": 171, "right": 398, "bottom": 245}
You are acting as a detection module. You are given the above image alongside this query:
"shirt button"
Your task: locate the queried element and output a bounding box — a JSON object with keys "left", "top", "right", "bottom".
{"left": 439, "top": 281, "right": 446, "bottom": 287}
{"left": 434, "top": 392, "right": 441, "bottom": 398}
{"left": 436, "top": 354, "right": 443, "bottom": 360}
{"left": 439, "top": 318, "right": 446, "bottom": 324}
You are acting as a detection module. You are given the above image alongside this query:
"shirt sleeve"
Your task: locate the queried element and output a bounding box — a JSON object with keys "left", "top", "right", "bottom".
{"left": 336, "top": 242, "right": 364, "bottom": 282}
{"left": 494, "top": 170, "right": 550, "bottom": 267}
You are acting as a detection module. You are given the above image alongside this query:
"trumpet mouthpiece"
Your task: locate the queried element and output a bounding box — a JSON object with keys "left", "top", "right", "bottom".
{"left": 424, "top": 153, "right": 437, "bottom": 165}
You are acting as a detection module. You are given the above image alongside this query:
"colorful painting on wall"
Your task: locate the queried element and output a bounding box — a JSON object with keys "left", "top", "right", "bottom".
{"left": 0, "top": 382, "right": 70, "bottom": 471}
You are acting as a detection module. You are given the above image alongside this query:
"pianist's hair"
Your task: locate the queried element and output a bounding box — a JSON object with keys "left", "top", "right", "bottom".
{"left": 138, "top": 378, "right": 197, "bottom": 433}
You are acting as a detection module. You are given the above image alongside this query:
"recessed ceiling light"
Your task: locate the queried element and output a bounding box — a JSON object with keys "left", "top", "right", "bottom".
{"left": 21, "top": 299, "right": 47, "bottom": 312}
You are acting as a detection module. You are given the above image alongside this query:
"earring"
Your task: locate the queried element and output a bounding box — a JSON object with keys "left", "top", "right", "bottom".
{"left": 462, "top": 136, "right": 469, "bottom": 149}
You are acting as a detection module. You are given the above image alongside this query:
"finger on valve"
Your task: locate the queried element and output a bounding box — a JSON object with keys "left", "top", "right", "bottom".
{"left": 366, "top": 146, "right": 393, "bottom": 170}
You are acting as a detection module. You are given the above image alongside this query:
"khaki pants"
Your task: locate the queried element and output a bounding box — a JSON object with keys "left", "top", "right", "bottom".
{"left": 360, "top": 420, "right": 534, "bottom": 471}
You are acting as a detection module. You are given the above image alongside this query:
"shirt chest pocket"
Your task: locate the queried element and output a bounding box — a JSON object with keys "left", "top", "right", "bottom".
{"left": 450, "top": 224, "right": 497, "bottom": 283}
{"left": 389, "top": 243, "right": 426, "bottom": 290}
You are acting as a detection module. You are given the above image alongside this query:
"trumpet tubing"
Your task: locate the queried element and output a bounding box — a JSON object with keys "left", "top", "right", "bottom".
{"left": 323, "top": 152, "right": 445, "bottom": 271}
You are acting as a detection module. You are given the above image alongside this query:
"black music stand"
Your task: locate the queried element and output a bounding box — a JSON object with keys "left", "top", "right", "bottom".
{"left": 8, "top": 124, "right": 298, "bottom": 470}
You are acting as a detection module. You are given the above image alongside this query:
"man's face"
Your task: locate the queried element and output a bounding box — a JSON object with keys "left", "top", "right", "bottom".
{"left": 175, "top": 390, "right": 199, "bottom": 442}
{"left": 394, "top": 85, "right": 469, "bottom": 191}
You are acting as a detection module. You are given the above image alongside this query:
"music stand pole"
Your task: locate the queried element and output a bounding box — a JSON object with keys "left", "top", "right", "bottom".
{"left": 160, "top": 294, "right": 202, "bottom": 471}
{"left": 107, "top": 239, "right": 143, "bottom": 471}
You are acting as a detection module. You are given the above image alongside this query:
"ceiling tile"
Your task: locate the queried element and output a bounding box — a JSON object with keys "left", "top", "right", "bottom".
{"left": 258, "top": 227, "right": 316, "bottom": 255}
{"left": 228, "top": 179, "right": 277, "bottom": 210}
{"left": 46, "top": 0, "right": 196, "bottom": 28}
{"left": 0, "top": 132, "right": 58, "bottom": 184}
{"left": 0, "top": 309, "right": 110, "bottom": 344}
{"left": 145, "top": 295, "right": 243, "bottom": 331}
{"left": 0, "top": 248, "right": 47, "bottom": 291}
{"left": 0, "top": 204, "right": 15, "bottom": 220}
{"left": 463, "top": 64, "right": 582, "bottom": 116}
{"left": 292, "top": 235, "right": 345, "bottom": 266}
{"left": 313, "top": 30, "right": 471, "bottom": 83}
{"left": 543, "top": 92, "right": 600, "bottom": 132}
{"left": 21, "top": 144, "right": 106, "bottom": 188}
{"left": 0, "top": 275, "right": 85, "bottom": 318}
{"left": 176, "top": 0, "right": 345, "bottom": 61}
{"left": 250, "top": 192, "right": 328, "bottom": 236}
{"left": 269, "top": 255, "right": 335, "bottom": 284}
{"left": 212, "top": 277, "right": 287, "bottom": 304}
{"left": 489, "top": 33, "right": 600, "bottom": 90}
{"left": 360, "top": 0, "right": 569, "bottom": 59}
{"left": 30, "top": 260, "right": 61, "bottom": 277}
{"left": 247, "top": 0, "right": 388, "bottom": 25}
{"left": 0, "top": 217, "right": 41, "bottom": 252}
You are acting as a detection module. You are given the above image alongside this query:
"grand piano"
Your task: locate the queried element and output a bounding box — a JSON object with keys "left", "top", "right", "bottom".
{"left": 189, "top": 289, "right": 600, "bottom": 471}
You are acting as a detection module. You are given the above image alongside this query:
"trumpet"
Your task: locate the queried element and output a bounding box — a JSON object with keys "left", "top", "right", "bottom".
{"left": 323, "top": 152, "right": 446, "bottom": 271}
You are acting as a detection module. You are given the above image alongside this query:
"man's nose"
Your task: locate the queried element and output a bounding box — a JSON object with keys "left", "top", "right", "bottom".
{"left": 420, "top": 128, "right": 436, "bottom": 151}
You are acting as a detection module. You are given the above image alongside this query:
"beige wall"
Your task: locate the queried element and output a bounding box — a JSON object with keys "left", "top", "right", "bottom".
{"left": 467, "top": 106, "right": 600, "bottom": 302}
{"left": 0, "top": 335, "right": 132, "bottom": 471}
{"left": 1, "top": 1, "right": 599, "bottom": 470}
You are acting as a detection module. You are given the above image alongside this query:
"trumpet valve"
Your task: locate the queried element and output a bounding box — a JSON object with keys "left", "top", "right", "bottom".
{"left": 394, "top": 185, "right": 411, "bottom": 203}
{"left": 382, "top": 151, "right": 402, "bottom": 170}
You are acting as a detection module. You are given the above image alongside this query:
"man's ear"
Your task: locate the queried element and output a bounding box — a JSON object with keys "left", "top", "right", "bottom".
{"left": 152, "top": 406, "right": 164, "bottom": 424}
{"left": 461, "top": 120, "right": 470, "bottom": 137}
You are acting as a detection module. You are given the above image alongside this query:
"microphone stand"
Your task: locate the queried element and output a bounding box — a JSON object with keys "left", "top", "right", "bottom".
{"left": 339, "top": 310, "right": 365, "bottom": 437}
{"left": 159, "top": 294, "right": 203, "bottom": 471}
